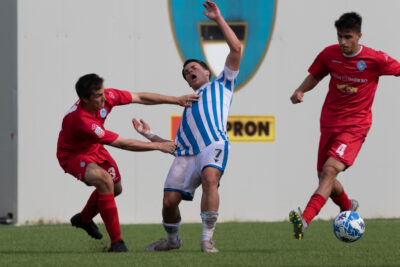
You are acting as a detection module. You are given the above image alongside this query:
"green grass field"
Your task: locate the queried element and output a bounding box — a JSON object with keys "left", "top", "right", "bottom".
{"left": 1, "top": 219, "right": 399, "bottom": 267}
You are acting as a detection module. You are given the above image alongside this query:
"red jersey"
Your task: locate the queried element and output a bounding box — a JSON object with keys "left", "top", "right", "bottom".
{"left": 57, "top": 88, "right": 132, "bottom": 163}
{"left": 308, "top": 44, "right": 400, "bottom": 132}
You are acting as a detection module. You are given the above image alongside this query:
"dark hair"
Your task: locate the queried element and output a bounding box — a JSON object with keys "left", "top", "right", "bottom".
{"left": 335, "top": 12, "right": 362, "bottom": 33}
{"left": 182, "top": 59, "right": 211, "bottom": 80}
{"left": 75, "top": 73, "right": 104, "bottom": 99}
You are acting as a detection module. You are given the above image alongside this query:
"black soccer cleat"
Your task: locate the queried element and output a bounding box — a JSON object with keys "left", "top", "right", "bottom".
{"left": 70, "top": 213, "right": 103, "bottom": 240}
{"left": 108, "top": 240, "right": 129, "bottom": 253}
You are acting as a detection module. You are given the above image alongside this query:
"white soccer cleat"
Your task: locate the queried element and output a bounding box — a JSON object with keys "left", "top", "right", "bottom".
{"left": 201, "top": 240, "right": 219, "bottom": 253}
{"left": 145, "top": 238, "right": 182, "bottom": 252}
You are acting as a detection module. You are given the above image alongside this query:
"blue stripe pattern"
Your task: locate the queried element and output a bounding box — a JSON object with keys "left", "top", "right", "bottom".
{"left": 174, "top": 66, "right": 238, "bottom": 156}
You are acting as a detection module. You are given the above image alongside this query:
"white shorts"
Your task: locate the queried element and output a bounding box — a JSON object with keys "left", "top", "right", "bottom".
{"left": 164, "top": 141, "right": 229, "bottom": 201}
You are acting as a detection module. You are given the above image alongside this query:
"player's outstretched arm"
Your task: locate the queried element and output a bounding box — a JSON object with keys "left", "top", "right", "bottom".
{"left": 290, "top": 74, "right": 320, "bottom": 104}
{"left": 203, "top": 0, "right": 241, "bottom": 71}
{"left": 131, "top": 92, "right": 200, "bottom": 107}
{"left": 109, "top": 136, "right": 176, "bottom": 154}
{"left": 132, "top": 118, "right": 170, "bottom": 142}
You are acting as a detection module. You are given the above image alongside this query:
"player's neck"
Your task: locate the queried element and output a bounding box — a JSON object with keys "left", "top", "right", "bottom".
{"left": 81, "top": 102, "right": 98, "bottom": 115}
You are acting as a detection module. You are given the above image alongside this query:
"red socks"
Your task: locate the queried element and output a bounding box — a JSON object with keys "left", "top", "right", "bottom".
{"left": 331, "top": 190, "right": 351, "bottom": 211}
{"left": 98, "top": 194, "right": 121, "bottom": 244}
{"left": 302, "top": 194, "right": 327, "bottom": 224}
{"left": 80, "top": 189, "right": 99, "bottom": 224}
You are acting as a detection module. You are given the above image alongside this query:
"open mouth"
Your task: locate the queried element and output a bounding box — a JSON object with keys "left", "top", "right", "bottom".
{"left": 191, "top": 74, "right": 197, "bottom": 81}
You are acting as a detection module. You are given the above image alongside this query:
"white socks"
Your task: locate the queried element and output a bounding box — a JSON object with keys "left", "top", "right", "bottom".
{"left": 163, "top": 221, "right": 181, "bottom": 245}
{"left": 201, "top": 211, "right": 219, "bottom": 241}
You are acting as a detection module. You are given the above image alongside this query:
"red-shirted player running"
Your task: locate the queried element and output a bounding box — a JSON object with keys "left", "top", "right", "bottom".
{"left": 289, "top": 12, "right": 400, "bottom": 239}
{"left": 57, "top": 73, "right": 199, "bottom": 252}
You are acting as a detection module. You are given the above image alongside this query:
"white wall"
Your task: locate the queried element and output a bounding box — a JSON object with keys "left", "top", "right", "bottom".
{"left": 17, "top": 0, "right": 400, "bottom": 224}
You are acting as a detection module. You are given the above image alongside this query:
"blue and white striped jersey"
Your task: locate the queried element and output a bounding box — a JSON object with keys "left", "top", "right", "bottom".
{"left": 174, "top": 65, "right": 239, "bottom": 156}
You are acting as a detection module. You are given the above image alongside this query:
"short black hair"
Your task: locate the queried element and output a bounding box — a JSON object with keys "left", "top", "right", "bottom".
{"left": 335, "top": 12, "right": 362, "bottom": 33}
{"left": 182, "top": 59, "right": 211, "bottom": 80}
{"left": 75, "top": 73, "right": 104, "bottom": 99}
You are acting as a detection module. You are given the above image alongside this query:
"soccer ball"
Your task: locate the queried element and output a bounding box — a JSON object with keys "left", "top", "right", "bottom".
{"left": 333, "top": 210, "right": 365, "bottom": 242}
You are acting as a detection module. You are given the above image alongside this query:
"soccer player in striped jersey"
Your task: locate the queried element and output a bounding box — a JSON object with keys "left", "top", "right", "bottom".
{"left": 289, "top": 12, "right": 400, "bottom": 239}
{"left": 135, "top": 0, "right": 241, "bottom": 253}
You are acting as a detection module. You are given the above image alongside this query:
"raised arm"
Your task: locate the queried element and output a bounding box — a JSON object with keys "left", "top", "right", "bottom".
{"left": 109, "top": 136, "right": 176, "bottom": 154}
{"left": 203, "top": 0, "right": 241, "bottom": 71}
{"left": 131, "top": 92, "right": 199, "bottom": 107}
{"left": 290, "top": 74, "right": 321, "bottom": 104}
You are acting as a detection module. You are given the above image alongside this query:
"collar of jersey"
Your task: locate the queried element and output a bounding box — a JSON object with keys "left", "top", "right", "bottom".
{"left": 343, "top": 45, "right": 363, "bottom": 58}
{"left": 195, "top": 82, "right": 211, "bottom": 94}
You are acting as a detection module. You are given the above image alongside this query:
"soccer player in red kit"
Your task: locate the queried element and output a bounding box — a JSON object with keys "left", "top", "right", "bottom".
{"left": 57, "top": 73, "right": 199, "bottom": 252}
{"left": 289, "top": 12, "right": 400, "bottom": 239}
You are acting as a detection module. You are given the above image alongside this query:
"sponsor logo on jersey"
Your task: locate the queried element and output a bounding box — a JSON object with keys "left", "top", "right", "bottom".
{"left": 169, "top": 0, "right": 276, "bottom": 90}
{"left": 93, "top": 125, "right": 105, "bottom": 138}
{"left": 337, "top": 84, "right": 358, "bottom": 94}
{"left": 100, "top": 108, "right": 108, "bottom": 118}
{"left": 108, "top": 91, "right": 115, "bottom": 99}
{"left": 356, "top": 60, "right": 367, "bottom": 71}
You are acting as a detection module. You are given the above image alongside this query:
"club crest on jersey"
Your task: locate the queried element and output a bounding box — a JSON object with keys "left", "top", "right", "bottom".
{"left": 357, "top": 60, "right": 367, "bottom": 71}
{"left": 100, "top": 108, "right": 108, "bottom": 118}
{"left": 168, "top": 0, "right": 276, "bottom": 91}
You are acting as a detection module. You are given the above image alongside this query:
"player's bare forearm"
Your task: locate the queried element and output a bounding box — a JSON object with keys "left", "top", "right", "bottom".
{"left": 290, "top": 74, "right": 320, "bottom": 104}
{"left": 131, "top": 92, "right": 199, "bottom": 107}
{"left": 110, "top": 137, "right": 176, "bottom": 153}
{"left": 203, "top": 1, "right": 241, "bottom": 70}
{"left": 217, "top": 17, "right": 241, "bottom": 70}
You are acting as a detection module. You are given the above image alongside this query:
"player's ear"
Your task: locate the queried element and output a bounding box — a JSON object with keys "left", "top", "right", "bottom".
{"left": 205, "top": 69, "right": 211, "bottom": 80}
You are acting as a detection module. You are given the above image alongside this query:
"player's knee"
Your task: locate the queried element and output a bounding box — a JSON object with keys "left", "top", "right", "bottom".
{"left": 163, "top": 197, "right": 179, "bottom": 210}
{"left": 201, "top": 176, "right": 219, "bottom": 191}
{"left": 320, "top": 165, "right": 339, "bottom": 181}
{"left": 94, "top": 172, "right": 114, "bottom": 193}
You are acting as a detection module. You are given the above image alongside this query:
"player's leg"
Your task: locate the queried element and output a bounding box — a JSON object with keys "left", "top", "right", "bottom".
{"left": 146, "top": 191, "right": 183, "bottom": 251}
{"left": 85, "top": 163, "right": 127, "bottom": 252}
{"left": 198, "top": 141, "right": 228, "bottom": 252}
{"left": 146, "top": 156, "right": 189, "bottom": 252}
{"left": 200, "top": 166, "right": 221, "bottom": 253}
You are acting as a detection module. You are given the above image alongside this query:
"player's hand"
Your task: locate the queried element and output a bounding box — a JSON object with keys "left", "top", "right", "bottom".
{"left": 132, "top": 118, "right": 151, "bottom": 134}
{"left": 177, "top": 93, "right": 200, "bottom": 107}
{"left": 202, "top": 0, "right": 221, "bottom": 21}
{"left": 290, "top": 90, "right": 304, "bottom": 104}
{"left": 158, "top": 141, "right": 177, "bottom": 154}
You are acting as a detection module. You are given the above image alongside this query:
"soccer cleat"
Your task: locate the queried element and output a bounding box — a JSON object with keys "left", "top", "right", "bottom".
{"left": 289, "top": 208, "right": 308, "bottom": 240}
{"left": 201, "top": 240, "right": 219, "bottom": 253}
{"left": 108, "top": 240, "right": 129, "bottom": 253}
{"left": 70, "top": 213, "right": 103, "bottom": 240}
{"left": 145, "top": 238, "right": 182, "bottom": 252}
{"left": 349, "top": 199, "right": 359, "bottom": 212}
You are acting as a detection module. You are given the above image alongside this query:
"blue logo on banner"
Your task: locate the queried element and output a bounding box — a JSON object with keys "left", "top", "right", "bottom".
{"left": 169, "top": 0, "right": 276, "bottom": 90}
{"left": 357, "top": 60, "right": 367, "bottom": 71}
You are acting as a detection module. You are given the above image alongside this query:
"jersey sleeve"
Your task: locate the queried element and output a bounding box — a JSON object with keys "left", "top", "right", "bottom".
{"left": 308, "top": 49, "right": 330, "bottom": 80}
{"left": 105, "top": 88, "right": 133, "bottom": 107}
{"left": 80, "top": 117, "right": 119, "bottom": 145}
{"left": 216, "top": 65, "right": 239, "bottom": 91}
{"left": 377, "top": 51, "right": 400, "bottom": 76}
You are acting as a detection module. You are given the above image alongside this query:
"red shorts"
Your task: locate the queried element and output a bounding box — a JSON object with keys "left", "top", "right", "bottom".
{"left": 317, "top": 129, "right": 368, "bottom": 172}
{"left": 58, "top": 150, "right": 121, "bottom": 184}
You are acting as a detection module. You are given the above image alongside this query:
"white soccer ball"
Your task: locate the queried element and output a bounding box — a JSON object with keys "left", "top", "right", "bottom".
{"left": 333, "top": 210, "right": 365, "bottom": 242}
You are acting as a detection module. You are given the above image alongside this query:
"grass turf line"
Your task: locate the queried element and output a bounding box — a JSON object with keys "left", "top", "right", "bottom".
{"left": 0, "top": 219, "right": 399, "bottom": 266}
